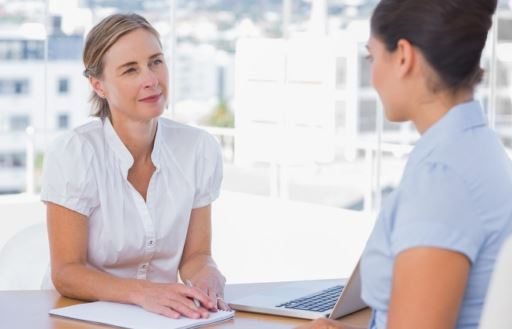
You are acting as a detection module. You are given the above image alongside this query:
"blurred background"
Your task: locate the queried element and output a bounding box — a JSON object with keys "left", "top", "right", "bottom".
{"left": 0, "top": 0, "right": 511, "bottom": 286}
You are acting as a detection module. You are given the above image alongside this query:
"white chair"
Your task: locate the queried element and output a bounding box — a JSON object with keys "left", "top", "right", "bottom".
{"left": 479, "top": 235, "right": 512, "bottom": 329}
{"left": 0, "top": 222, "right": 49, "bottom": 290}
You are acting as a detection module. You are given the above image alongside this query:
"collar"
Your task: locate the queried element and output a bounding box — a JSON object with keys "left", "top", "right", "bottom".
{"left": 404, "top": 100, "right": 487, "bottom": 173}
{"left": 151, "top": 119, "right": 162, "bottom": 173}
{"left": 103, "top": 118, "right": 162, "bottom": 179}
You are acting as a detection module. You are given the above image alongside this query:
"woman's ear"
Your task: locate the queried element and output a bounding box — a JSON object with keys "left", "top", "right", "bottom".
{"left": 89, "top": 76, "right": 106, "bottom": 99}
{"left": 396, "top": 38, "right": 415, "bottom": 79}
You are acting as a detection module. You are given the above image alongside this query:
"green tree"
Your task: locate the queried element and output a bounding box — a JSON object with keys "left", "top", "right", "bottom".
{"left": 205, "top": 99, "right": 234, "bottom": 128}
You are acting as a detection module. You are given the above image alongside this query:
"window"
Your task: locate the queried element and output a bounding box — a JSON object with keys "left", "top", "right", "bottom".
{"left": 25, "top": 40, "right": 45, "bottom": 60}
{"left": 0, "top": 79, "right": 29, "bottom": 95}
{"left": 0, "top": 152, "right": 26, "bottom": 168}
{"left": 335, "top": 57, "right": 347, "bottom": 89}
{"left": 335, "top": 101, "right": 346, "bottom": 130}
{"left": 9, "top": 115, "right": 30, "bottom": 132}
{"left": 0, "top": 1, "right": 509, "bottom": 212}
{"left": 57, "top": 78, "right": 69, "bottom": 94}
{"left": 0, "top": 41, "right": 23, "bottom": 60}
{"left": 15, "top": 80, "right": 28, "bottom": 94}
{"left": 359, "top": 54, "right": 372, "bottom": 88}
{"left": 11, "top": 153, "right": 26, "bottom": 168}
{"left": 358, "top": 99, "right": 376, "bottom": 133}
{"left": 0, "top": 40, "right": 44, "bottom": 60}
{"left": 57, "top": 113, "right": 70, "bottom": 129}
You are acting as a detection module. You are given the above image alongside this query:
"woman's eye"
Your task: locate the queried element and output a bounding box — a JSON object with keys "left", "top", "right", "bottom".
{"left": 124, "top": 67, "right": 136, "bottom": 74}
{"left": 152, "top": 58, "right": 163, "bottom": 65}
{"left": 364, "top": 54, "right": 373, "bottom": 62}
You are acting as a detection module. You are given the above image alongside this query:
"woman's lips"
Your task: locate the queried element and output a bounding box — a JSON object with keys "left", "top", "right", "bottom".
{"left": 139, "top": 93, "right": 161, "bottom": 103}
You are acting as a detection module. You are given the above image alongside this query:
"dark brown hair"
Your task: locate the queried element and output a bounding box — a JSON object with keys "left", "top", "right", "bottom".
{"left": 371, "top": 0, "right": 497, "bottom": 92}
{"left": 83, "top": 13, "right": 161, "bottom": 118}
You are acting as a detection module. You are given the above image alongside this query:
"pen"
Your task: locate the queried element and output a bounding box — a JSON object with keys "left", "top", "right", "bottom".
{"left": 184, "top": 279, "right": 201, "bottom": 308}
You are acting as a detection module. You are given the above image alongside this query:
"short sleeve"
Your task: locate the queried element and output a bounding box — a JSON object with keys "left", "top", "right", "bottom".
{"left": 192, "top": 132, "right": 223, "bottom": 208}
{"left": 40, "top": 133, "right": 99, "bottom": 217}
{"left": 391, "top": 162, "right": 484, "bottom": 263}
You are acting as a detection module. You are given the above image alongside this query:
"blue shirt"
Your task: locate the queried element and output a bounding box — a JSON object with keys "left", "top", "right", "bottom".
{"left": 360, "top": 101, "right": 512, "bottom": 329}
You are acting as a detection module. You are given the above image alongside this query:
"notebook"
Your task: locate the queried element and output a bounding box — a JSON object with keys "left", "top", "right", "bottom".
{"left": 49, "top": 301, "right": 235, "bottom": 329}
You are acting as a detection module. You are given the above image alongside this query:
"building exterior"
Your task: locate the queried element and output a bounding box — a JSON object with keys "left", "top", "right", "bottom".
{"left": 0, "top": 21, "right": 89, "bottom": 193}
{"left": 234, "top": 20, "right": 408, "bottom": 168}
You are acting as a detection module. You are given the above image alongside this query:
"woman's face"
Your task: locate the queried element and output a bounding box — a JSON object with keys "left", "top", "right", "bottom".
{"left": 95, "top": 28, "right": 168, "bottom": 123}
{"left": 367, "top": 35, "right": 409, "bottom": 122}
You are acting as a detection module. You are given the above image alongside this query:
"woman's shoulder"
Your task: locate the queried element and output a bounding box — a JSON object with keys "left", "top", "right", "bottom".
{"left": 47, "top": 118, "right": 103, "bottom": 158}
{"left": 41, "top": 119, "right": 101, "bottom": 216}
{"left": 425, "top": 127, "right": 509, "bottom": 188}
{"left": 73, "top": 117, "right": 103, "bottom": 135}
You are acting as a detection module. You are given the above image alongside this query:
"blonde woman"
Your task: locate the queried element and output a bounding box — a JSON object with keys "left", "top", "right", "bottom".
{"left": 41, "top": 13, "right": 229, "bottom": 319}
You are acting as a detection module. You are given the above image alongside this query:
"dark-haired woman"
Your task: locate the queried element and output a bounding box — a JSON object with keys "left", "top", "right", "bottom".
{"left": 298, "top": 1, "right": 512, "bottom": 329}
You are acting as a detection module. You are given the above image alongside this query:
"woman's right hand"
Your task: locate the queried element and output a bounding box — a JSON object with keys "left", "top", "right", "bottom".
{"left": 132, "top": 281, "right": 215, "bottom": 319}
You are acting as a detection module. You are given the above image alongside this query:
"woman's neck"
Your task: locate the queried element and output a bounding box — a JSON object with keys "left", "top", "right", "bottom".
{"left": 110, "top": 115, "right": 158, "bottom": 164}
{"left": 411, "top": 88, "right": 473, "bottom": 135}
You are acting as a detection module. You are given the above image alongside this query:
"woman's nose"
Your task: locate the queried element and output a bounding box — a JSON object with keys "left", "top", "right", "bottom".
{"left": 142, "top": 69, "right": 159, "bottom": 88}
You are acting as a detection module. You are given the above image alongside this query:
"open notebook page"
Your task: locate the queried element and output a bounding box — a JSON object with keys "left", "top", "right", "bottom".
{"left": 50, "top": 301, "right": 235, "bottom": 329}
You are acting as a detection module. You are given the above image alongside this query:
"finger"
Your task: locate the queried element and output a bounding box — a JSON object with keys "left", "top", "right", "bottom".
{"left": 152, "top": 305, "right": 181, "bottom": 319}
{"left": 217, "top": 298, "right": 232, "bottom": 311}
{"left": 194, "top": 283, "right": 214, "bottom": 306}
{"left": 196, "top": 306, "right": 210, "bottom": 319}
{"left": 166, "top": 299, "right": 202, "bottom": 319}
{"left": 178, "top": 285, "right": 215, "bottom": 309}
{"left": 208, "top": 289, "right": 218, "bottom": 311}
{"left": 170, "top": 293, "right": 202, "bottom": 311}
{"left": 172, "top": 294, "right": 211, "bottom": 318}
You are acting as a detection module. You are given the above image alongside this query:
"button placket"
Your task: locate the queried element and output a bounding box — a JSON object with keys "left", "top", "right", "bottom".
{"left": 130, "top": 186, "right": 156, "bottom": 280}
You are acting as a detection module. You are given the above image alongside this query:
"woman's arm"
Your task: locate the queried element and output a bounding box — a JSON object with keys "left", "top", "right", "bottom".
{"left": 47, "top": 202, "right": 214, "bottom": 319}
{"left": 179, "top": 205, "right": 229, "bottom": 310}
{"left": 296, "top": 247, "right": 470, "bottom": 329}
{"left": 387, "top": 247, "right": 470, "bottom": 329}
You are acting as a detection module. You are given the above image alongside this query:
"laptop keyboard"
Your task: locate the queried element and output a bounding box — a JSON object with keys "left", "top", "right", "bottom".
{"left": 275, "top": 285, "right": 344, "bottom": 312}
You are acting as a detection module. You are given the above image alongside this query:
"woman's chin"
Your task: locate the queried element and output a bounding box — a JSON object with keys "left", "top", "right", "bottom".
{"left": 383, "top": 107, "right": 408, "bottom": 123}
{"left": 138, "top": 105, "right": 165, "bottom": 120}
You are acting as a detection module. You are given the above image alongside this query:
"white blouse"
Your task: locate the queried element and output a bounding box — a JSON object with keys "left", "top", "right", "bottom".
{"left": 40, "top": 117, "right": 223, "bottom": 288}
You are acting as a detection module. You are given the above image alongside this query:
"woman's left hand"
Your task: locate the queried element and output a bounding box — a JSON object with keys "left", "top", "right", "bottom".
{"left": 295, "top": 318, "right": 348, "bottom": 329}
{"left": 181, "top": 206, "right": 230, "bottom": 312}
{"left": 189, "top": 266, "right": 231, "bottom": 311}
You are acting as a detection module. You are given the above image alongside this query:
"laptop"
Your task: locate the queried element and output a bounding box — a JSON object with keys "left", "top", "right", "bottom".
{"left": 229, "top": 261, "right": 367, "bottom": 320}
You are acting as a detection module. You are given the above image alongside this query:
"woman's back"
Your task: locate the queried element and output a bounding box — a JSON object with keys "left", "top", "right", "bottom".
{"left": 361, "top": 101, "right": 512, "bottom": 329}
{"left": 401, "top": 102, "right": 512, "bottom": 328}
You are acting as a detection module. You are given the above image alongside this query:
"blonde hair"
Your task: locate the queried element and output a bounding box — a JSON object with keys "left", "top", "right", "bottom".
{"left": 83, "top": 13, "right": 161, "bottom": 119}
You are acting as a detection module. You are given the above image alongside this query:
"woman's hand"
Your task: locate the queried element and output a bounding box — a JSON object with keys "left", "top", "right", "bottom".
{"left": 180, "top": 205, "right": 231, "bottom": 311}
{"left": 132, "top": 281, "right": 215, "bottom": 319}
{"left": 296, "top": 318, "right": 348, "bottom": 329}
{"left": 189, "top": 266, "right": 231, "bottom": 311}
